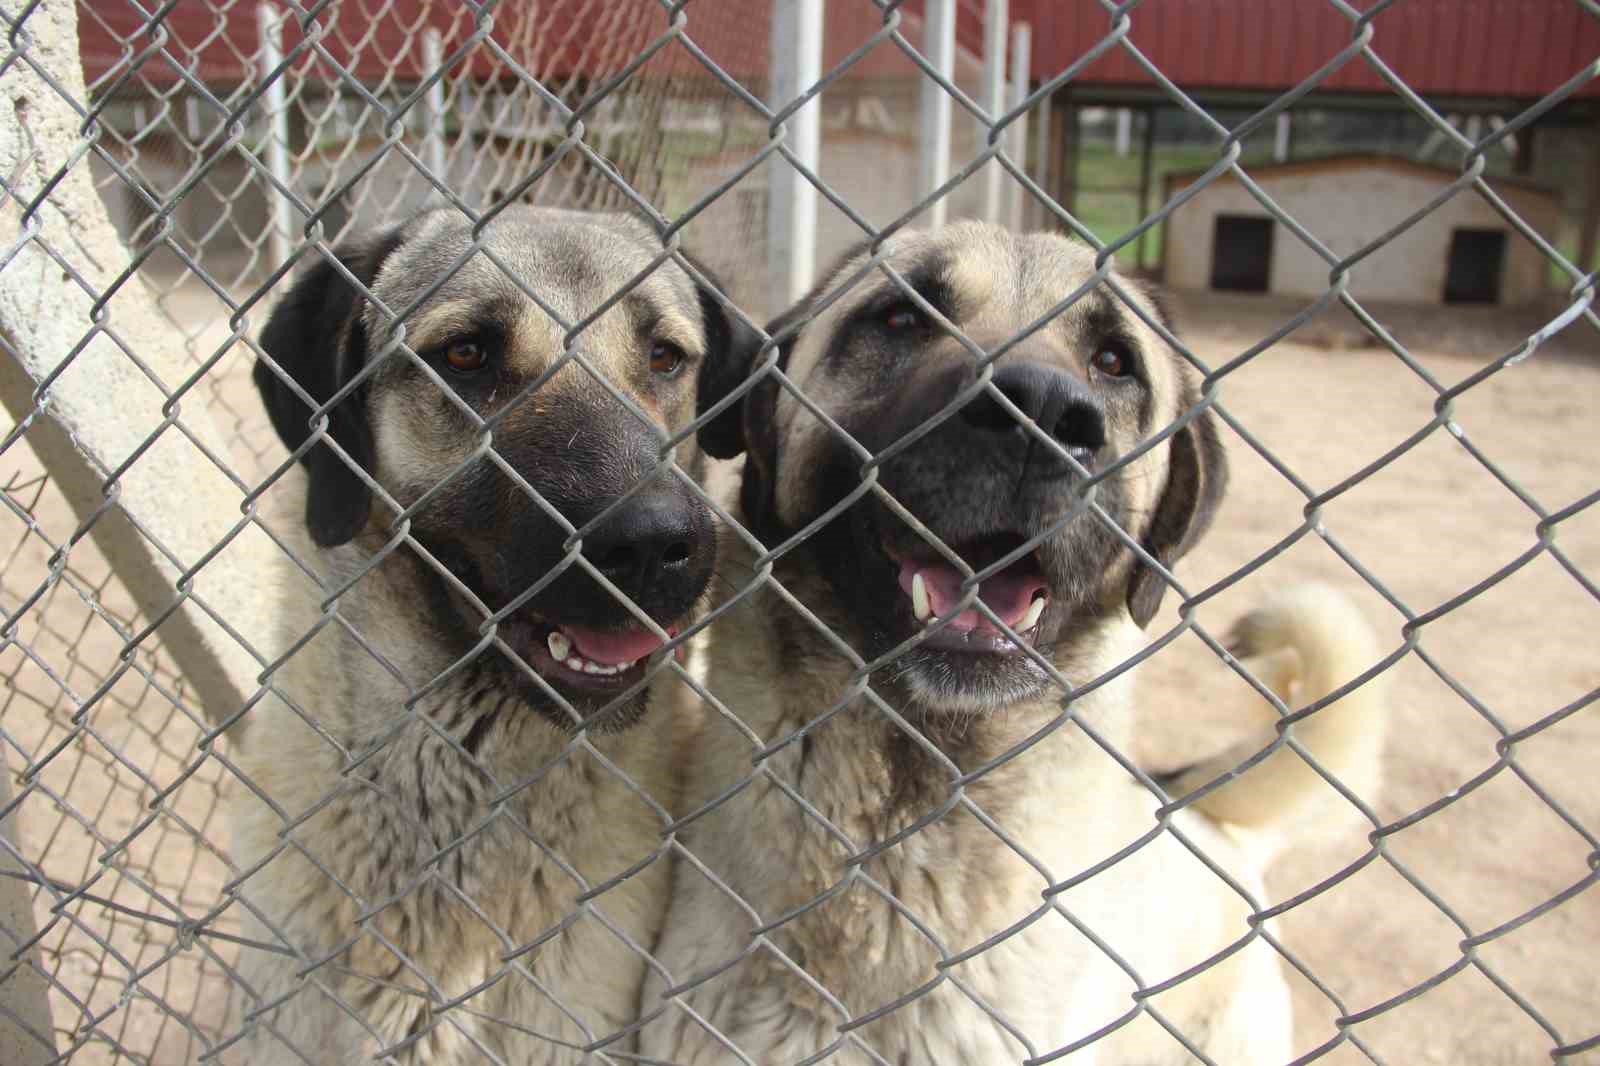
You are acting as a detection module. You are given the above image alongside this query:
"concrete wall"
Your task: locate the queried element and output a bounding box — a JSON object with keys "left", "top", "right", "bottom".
{"left": 1164, "top": 162, "right": 1561, "bottom": 305}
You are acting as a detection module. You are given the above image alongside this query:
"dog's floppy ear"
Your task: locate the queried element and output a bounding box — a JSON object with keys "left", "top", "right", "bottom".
{"left": 1125, "top": 382, "right": 1229, "bottom": 628}
{"left": 253, "top": 229, "right": 405, "bottom": 547}
{"left": 686, "top": 256, "right": 766, "bottom": 461}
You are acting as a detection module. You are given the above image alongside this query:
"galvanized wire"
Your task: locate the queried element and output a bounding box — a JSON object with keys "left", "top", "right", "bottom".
{"left": 0, "top": 0, "right": 1596, "bottom": 1064}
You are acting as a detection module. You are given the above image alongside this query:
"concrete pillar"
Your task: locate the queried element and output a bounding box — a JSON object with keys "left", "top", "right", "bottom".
{"left": 0, "top": 771, "right": 56, "bottom": 1065}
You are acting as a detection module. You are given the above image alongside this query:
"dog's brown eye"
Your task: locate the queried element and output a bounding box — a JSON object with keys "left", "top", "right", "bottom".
{"left": 883, "top": 303, "right": 924, "bottom": 331}
{"left": 1091, "top": 347, "right": 1131, "bottom": 378}
{"left": 650, "top": 341, "right": 686, "bottom": 377}
{"left": 445, "top": 341, "right": 488, "bottom": 374}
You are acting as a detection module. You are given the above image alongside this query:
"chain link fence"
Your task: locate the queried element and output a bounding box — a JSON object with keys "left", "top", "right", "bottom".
{"left": 0, "top": 0, "right": 1596, "bottom": 1063}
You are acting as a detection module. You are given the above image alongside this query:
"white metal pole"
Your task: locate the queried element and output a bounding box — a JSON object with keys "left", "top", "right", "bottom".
{"left": 768, "top": 0, "right": 823, "bottom": 308}
{"left": 1273, "top": 110, "right": 1292, "bottom": 162}
{"left": 257, "top": 2, "right": 294, "bottom": 268}
{"left": 979, "top": 0, "right": 1008, "bottom": 223}
{"left": 918, "top": 0, "right": 956, "bottom": 227}
{"left": 1115, "top": 107, "right": 1132, "bottom": 156}
{"left": 422, "top": 29, "right": 448, "bottom": 191}
{"left": 1007, "top": 22, "right": 1031, "bottom": 233}
{"left": 185, "top": 95, "right": 202, "bottom": 141}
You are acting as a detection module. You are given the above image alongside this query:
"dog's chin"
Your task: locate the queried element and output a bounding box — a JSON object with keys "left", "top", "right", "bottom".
{"left": 890, "top": 647, "right": 1052, "bottom": 715}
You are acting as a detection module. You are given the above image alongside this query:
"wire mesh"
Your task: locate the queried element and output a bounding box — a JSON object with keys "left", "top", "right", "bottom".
{"left": 0, "top": 1, "right": 1596, "bottom": 1064}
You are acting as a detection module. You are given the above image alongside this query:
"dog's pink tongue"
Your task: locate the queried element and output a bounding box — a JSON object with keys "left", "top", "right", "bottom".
{"left": 897, "top": 560, "right": 1048, "bottom": 632}
{"left": 559, "top": 623, "right": 666, "bottom": 665}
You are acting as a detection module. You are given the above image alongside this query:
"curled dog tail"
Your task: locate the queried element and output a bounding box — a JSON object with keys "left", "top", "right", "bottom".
{"left": 1166, "top": 583, "right": 1390, "bottom": 837}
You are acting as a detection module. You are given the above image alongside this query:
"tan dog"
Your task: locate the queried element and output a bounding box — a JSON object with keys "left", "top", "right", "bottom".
{"left": 637, "top": 222, "right": 1387, "bottom": 1064}
{"left": 232, "top": 207, "right": 758, "bottom": 1064}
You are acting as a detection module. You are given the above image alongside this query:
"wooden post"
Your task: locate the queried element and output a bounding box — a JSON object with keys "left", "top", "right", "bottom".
{"left": 1050, "top": 89, "right": 1077, "bottom": 228}
{"left": 1136, "top": 104, "right": 1158, "bottom": 273}
{"left": 1577, "top": 121, "right": 1600, "bottom": 278}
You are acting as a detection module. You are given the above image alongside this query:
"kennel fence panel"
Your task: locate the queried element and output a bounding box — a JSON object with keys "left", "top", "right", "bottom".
{"left": 0, "top": 1, "right": 1596, "bottom": 1064}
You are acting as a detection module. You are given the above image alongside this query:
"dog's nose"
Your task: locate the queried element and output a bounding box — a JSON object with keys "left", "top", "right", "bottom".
{"left": 959, "top": 362, "right": 1106, "bottom": 462}
{"left": 582, "top": 489, "right": 702, "bottom": 598}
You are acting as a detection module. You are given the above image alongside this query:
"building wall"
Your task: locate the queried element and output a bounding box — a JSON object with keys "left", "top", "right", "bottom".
{"left": 1164, "top": 164, "right": 1561, "bottom": 305}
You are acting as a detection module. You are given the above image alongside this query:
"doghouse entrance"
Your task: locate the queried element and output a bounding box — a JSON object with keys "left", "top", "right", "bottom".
{"left": 1444, "top": 228, "right": 1507, "bottom": 304}
{"left": 1210, "top": 215, "right": 1274, "bottom": 292}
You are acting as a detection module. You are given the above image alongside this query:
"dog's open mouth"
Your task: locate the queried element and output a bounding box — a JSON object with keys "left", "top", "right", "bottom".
{"left": 506, "top": 618, "right": 682, "bottom": 694}
{"left": 892, "top": 533, "right": 1049, "bottom": 654}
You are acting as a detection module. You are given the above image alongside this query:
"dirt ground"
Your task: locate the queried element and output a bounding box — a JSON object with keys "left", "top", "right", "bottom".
{"left": 1135, "top": 291, "right": 1600, "bottom": 1065}
{"left": 0, "top": 285, "right": 1595, "bottom": 1064}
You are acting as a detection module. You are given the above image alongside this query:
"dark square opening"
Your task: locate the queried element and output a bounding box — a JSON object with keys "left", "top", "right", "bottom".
{"left": 1210, "top": 215, "right": 1274, "bottom": 292}
{"left": 1444, "top": 228, "right": 1506, "bottom": 304}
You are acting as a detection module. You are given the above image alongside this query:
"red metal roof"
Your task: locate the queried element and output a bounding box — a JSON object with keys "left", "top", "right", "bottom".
{"left": 1014, "top": 0, "right": 1600, "bottom": 101}
{"left": 74, "top": 1, "right": 1600, "bottom": 102}
{"left": 74, "top": 1, "right": 988, "bottom": 92}
{"left": 76, "top": 0, "right": 675, "bottom": 90}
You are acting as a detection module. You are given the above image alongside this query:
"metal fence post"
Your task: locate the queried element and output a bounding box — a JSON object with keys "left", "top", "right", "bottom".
{"left": 979, "top": 0, "right": 1008, "bottom": 223}
{"left": 422, "top": 28, "right": 448, "bottom": 196}
{"left": 1007, "top": 22, "right": 1031, "bottom": 233}
{"left": 918, "top": 0, "right": 956, "bottom": 227}
{"left": 257, "top": 1, "right": 294, "bottom": 270}
{"left": 768, "top": 0, "right": 823, "bottom": 306}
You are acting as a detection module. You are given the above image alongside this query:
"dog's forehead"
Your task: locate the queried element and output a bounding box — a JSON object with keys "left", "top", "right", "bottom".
{"left": 837, "top": 225, "right": 1139, "bottom": 332}
{"left": 787, "top": 225, "right": 1147, "bottom": 390}
{"left": 372, "top": 207, "right": 698, "bottom": 336}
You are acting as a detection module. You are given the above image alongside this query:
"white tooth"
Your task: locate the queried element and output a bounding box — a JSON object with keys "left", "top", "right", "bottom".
{"left": 1019, "top": 596, "right": 1046, "bottom": 632}
{"left": 566, "top": 656, "right": 587, "bottom": 672}
{"left": 583, "top": 661, "right": 603, "bottom": 675}
{"left": 911, "top": 571, "right": 931, "bottom": 622}
{"left": 548, "top": 630, "right": 572, "bottom": 661}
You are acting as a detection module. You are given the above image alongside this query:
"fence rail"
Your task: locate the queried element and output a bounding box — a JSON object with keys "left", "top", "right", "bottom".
{"left": 0, "top": 1, "right": 1597, "bottom": 1064}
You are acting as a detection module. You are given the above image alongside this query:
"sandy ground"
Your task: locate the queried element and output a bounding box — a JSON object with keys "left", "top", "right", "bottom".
{"left": 1136, "top": 291, "right": 1600, "bottom": 1066}
{"left": 0, "top": 283, "right": 1596, "bottom": 1064}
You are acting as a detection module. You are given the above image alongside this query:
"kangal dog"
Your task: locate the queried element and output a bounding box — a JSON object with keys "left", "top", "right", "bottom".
{"left": 638, "top": 222, "right": 1388, "bottom": 1064}
{"left": 234, "top": 207, "right": 758, "bottom": 1064}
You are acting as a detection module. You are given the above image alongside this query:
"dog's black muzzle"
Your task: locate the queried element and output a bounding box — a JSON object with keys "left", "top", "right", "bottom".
{"left": 862, "top": 358, "right": 1108, "bottom": 546}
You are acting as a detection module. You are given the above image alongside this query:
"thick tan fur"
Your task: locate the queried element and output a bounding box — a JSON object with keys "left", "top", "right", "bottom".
{"left": 638, "top": 224, "right": 1389, "bottom": 1064}
{"left": 229, "top": 207, "right": 747, "bottom": 1065}
{"left": 231, "top": 486, "right": 679, "bottom": 1064}
{"left": 1172, "top": 583, "right": 1389, "bottom": 835}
